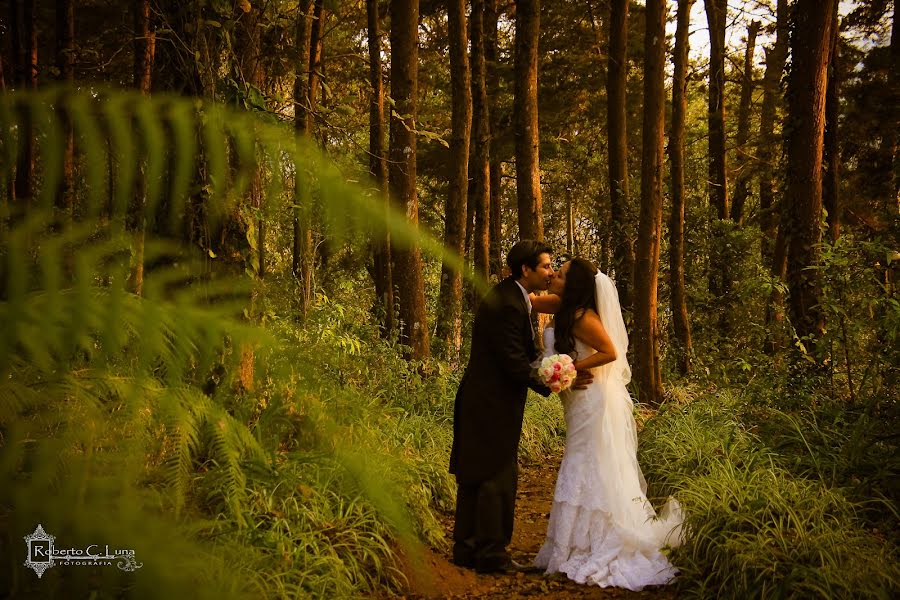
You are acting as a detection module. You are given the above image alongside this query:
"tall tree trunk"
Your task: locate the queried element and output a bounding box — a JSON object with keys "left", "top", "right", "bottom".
{"left": 784, "top": 0, "right": 838, "bottom": 355}
{"left": 389, "top": 0, "right": 430, "bottom": 360}
{"left": 485, "top": 0, "right": 503, "bottom": 277}
{"left": 634, "top": 0, "right": 666, "bottom": 406}
{"left": 607, "top": 0, "right": 633, "bottom": 310}
{"left": 366, "top": 0, "right": 394, "bottom": 336}
{"left": 293, "top": 1, "right": 314, "bottom": 318}
{"left": 731, "top": 20, "right": 760, "bottom": 226}
{"left": 704, "top": 0, "right": 729, "bottom": 220}
{"left": 823, "top": 4, "right": 841, "bottom": 242}
{"left": 471, "top": 0, "right": 491, "bottom": 283}
{"left": 891, "top": 0, "right": 900, "bottom": 212}
{"left": 513, "top": 0, "right": 543, "bottom": 240}
{"left": 435, "top": 0, "right": 471, "bottom": 364}
{"left": 759, "top": 0, "right": 788, "bottom": 264}
{"left": 129, "top": 0, "right": 155, "bottom": 297}
{"left": 56, "top": 0, "right": 75, "bottom": 215}
{"left": 669, "top": 0, "right": 694, "bottom": 377}
{"left": 307, "top": 0, "right": 327, "bottom": 136}
{"left": 12, "top": 0, "right": 37, "bottom": 204}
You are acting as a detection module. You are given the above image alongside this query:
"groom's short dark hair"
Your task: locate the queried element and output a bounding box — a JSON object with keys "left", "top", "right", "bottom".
{"left": 507, "top": 239, "right": 553, "bottom": 278}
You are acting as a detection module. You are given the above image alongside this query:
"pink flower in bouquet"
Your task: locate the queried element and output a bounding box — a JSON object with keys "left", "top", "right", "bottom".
{"left": 538, "top": 354, "right": 577, "bottom": 393}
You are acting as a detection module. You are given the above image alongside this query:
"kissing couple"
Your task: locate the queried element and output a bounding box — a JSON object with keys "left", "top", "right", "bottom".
{"left": 449, "top": 239, "right": 684, "bottom": 591}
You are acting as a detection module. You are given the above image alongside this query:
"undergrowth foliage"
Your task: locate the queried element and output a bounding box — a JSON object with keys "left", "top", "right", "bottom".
{"left": 640, "top": 387, "right": 900, "bottom": 599}
{"left": 0, "top": 88, "right": 483, "bottom": 598}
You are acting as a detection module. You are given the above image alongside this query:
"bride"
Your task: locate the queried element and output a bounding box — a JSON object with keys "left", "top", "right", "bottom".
{"left": 530, "top": 257, "right": 683, "bottom": 591}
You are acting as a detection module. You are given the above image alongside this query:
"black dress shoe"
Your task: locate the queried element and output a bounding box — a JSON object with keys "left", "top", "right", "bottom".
{"left": 475, "top": 558, "right": 540, "bottom": 574}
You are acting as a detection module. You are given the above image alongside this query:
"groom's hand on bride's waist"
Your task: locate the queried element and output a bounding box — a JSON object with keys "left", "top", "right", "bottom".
{"left": 572, "top": 369, "right": 593, "bottom": 390}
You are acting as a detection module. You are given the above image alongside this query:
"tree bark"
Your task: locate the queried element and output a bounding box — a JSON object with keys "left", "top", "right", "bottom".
{"left": 704, "top": 0, "right": 729, "bottom": 220}
{"left": 56, "top": 0, "right": 75, "bottom": 215}
{"left": 435, "top": 0, "right": 471, "bottom": 363}
{"left": 485, "top": 0, "right": 503, "bottom": 277}
{"left": 669, "top": 0, "right": 694, "bottom": 376}
{"left": 294, "top": 1, "right": 314, "bottom": 309}
{"left": 293, "top": 1, "right": 315, "bottom": 318}
{"left": 759, "top": 0, "right": 788, "bottom": 264}
{"left": 823, "top": 3, "right": 841, "bottom": 242}
{"left": 471, "top": 0, "right": 491, "bottom": 283}
{"left": 389, "top": 0, "right": 430, "bottom": 360}
{"left": 307, "top": 0, "right": 327, "bottom": 136}
{"left": 784, "top": 0, "right": 838, "bottom": 354}
{"left": 731, "top": 20, "right": 760, "bottom": 226}
{"left": 606, "top": 0, "right": 633, "bottom": 309}
{"left": 634, "top": 0, "right": 667, "bottom": 406}
{"left": 513, "top": 0, "right": 543, "bottom": 240}
{"left": 128, "top": 0, "right": 155, "bottom": 297}
{"left": 12, "top": 0, "right": 37, "bottom": 204}
{"left": 366, "top": 0, "right": 394, "bottom": 336}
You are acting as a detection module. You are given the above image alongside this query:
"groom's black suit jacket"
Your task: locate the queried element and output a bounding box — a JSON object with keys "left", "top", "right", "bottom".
{"left": 450, "top": 276, "right": 550, "bottom": 484}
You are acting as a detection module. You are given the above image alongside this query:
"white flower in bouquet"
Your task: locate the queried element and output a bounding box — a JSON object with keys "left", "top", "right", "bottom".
{"left": 538, "top": 354, "right": 577, "bottom": 393}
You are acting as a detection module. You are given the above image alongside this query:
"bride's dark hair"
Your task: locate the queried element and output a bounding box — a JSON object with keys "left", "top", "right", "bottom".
{"left": 554, "top": 258, "right": 598, "bottom": 357}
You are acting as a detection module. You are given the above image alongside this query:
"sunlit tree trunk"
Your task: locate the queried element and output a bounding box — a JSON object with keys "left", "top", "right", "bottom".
{"left": 366, "top": 0, "right": 394, "bottom": 337}
{"left": 436, "top": 0, "right": 471, "bottom": 364}
{"left": 823, "top": 4, "right": 841, "bottom": 242}
{"left": 607, "top": 0, "right": 632, "bottom": 309}
{"left": 513, "top": 0, "right": 542, "bottom": 240}
{"left": 390, "top": 0, "right": 430, "bottom": 360}
{"left": 634, "top": 0, "right": 666, "bottom": 406}
{"left": 294, "top": 1, "right": 315, "bottom": 318}
{"left": 485, "top": 0, "right": 503, "bottom": 277}
{"left": 784, "top": 0, "right": 838, "bottom": 355}
{"left": 731, "top": 20, "right": 760, "bottom": 226}
{"left": 56, "top": 0, "right": 75, "bottom": 216}
{"left": 669, "top": 0, "right": 694, "bottom": 376}
{"left": 889, "top": 0, "right": 900, "bottom": 213}
{"left": 128, "top": 0, "right": 155, "bottom": 297}
{"left": 759, "top": 0, "right": 788, "bottom": 264}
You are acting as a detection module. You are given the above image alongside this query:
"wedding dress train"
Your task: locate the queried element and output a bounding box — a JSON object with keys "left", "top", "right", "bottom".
{"left": 533, "top": 274, "right": 683, "bottom": 591}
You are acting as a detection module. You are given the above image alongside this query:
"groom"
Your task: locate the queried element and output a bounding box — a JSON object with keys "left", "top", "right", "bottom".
{"left": 449, "top": 239, "right": 556, "bottom": 573}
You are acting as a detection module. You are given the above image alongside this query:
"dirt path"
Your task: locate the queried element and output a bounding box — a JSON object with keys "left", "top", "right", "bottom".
{"left": 391, "top": 457, "right": 678, "bottom": 599}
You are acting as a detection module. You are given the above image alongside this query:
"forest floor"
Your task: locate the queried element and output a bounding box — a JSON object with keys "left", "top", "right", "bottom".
{"left": 385, "top": 456, "right": 678, "bottom": 600}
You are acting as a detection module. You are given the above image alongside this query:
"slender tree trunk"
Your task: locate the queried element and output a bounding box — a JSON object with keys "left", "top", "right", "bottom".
{"left": 513, "top": 0, "right": 543, "bottom": 240}
{"left": 307, "top": 0, "right": 327, "bottom": 136}
{"left": 56, "top": 0, "right": 75, "bottom": 215}
{"left": 731, "top": 20, "right": 760, "bottom": 226}
{"left": 704, "top": 0, "right": 729, "bottom": 220}
{"left": 389, "top": 0, "right": 430, "bottom": 360}
{"left": 471, "top": 0, "right": 491, "bottom": 283}
{"left": 293, "top": 1, "right": 314, "bottom": 318}
{"left": 634, "top": 0, "right": 666, "bottom": 406}
{"left": 669, "top": 0, "right": 694, "bottom": 376}
{"left": 129, "top": 0, "right": 155, "bottom": 297}
{"left": 607, "top": 0, "right": 632, "bottom": 310}
{"left": 485, "top": 0, "right": 503, "bottom": 277}
{"left": 759, "top": 0, "right": 788, "bottom": 264}
{"left": 823, "top": 4, "right": 841, "bottom": 242}
{"left": 784, "top": 0, "right": 838, "bottom": 355}
{"left": 12, "top": 0, "right": 37, "bottom": 204}
{"left": 366, "top": 0, "right": 394, "bottom": 337}
{"left": 435, "top": 0, "right": 471, "bottom": 364}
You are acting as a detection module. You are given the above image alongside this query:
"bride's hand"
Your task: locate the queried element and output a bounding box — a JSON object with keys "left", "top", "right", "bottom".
{"left": 572, "top": 369, "right": 593, "bottom": 390}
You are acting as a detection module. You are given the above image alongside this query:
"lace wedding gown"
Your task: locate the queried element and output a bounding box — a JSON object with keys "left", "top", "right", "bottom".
{"left": 533, "top": 325, "right": 684, "bottom": 591}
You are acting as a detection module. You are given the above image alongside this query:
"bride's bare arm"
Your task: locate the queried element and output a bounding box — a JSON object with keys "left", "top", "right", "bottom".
{"left": 571, "top": 310, "right": 617, "bottom": 370}
{"left": 529, "top": 292, "right": 562, "bottom": 314}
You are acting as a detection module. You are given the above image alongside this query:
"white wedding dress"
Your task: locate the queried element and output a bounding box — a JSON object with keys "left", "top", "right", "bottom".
{"left": 533, "top": 272, "right": 684, "bottom": 591}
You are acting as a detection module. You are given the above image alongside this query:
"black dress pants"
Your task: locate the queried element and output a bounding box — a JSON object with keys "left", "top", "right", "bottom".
{"left": 452, "top": 461, "right": 518, "bottom": 571}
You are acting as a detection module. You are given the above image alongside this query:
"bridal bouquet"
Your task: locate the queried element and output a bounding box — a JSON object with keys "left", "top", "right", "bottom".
{"left": 537, "top": 354, "right": 577, "bottom": 393}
